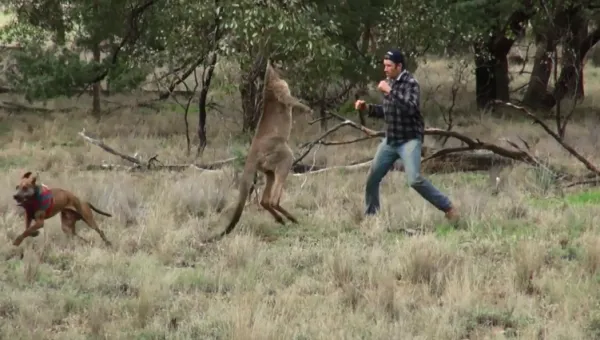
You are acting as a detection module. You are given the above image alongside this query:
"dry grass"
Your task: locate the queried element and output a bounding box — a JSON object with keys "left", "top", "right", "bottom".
{"left": 3, "top": 55, "right": 600, "bottom": 339}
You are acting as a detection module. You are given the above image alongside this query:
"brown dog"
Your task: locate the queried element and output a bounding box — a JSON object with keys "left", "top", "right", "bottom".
{"left": 12, "top": 171, "right": 113, "bottom": 247}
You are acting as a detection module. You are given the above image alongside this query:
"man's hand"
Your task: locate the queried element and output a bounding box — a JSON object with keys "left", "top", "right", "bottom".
{"left": 377, "top": 80, "right": 391, "bottom": 95}
{"left": 354, "top": 99, "right": 367, "bottom": 111}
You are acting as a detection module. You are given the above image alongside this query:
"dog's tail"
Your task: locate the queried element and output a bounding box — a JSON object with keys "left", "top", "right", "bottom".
{"left": 204, "top": 157, "right": 257, "bottom": 243}
{"left": 88, "top": 202, "right": 112, "bottom": 217}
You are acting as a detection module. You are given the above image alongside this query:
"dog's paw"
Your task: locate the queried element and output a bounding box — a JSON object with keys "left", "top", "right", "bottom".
{"left": 12, "top": 238, "right": 22, "bottom": 247}
{"left": 30, "top": 231, "right": 40, "bottom": 237}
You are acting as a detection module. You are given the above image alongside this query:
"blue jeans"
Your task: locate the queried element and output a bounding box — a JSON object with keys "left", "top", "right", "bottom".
{"left": 365, "top": 138, "right": 452, "bottom": 215}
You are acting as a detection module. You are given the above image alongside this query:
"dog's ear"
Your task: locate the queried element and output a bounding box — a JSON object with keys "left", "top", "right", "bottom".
{"left": 30, "top": 173, "right": 38, "bottom": 184}
{"left": 22, "top": 171, "right": 32, "bottom": 179}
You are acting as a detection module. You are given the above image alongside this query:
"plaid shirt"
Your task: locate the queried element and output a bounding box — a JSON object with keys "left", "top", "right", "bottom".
{"left": 367, "top": 70, "right": 424, "bottom": 145}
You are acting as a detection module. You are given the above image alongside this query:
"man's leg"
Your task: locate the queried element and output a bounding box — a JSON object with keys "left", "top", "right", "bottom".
{"left": 365, "top": 139, "right": 399, "bottom": 215}
{"left": 398, "top": 139, "right": 459, "bottom": 221}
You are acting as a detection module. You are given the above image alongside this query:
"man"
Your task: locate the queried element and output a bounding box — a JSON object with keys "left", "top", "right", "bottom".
{"left": 355, "top": 48, "right": 460, "bottom": 224}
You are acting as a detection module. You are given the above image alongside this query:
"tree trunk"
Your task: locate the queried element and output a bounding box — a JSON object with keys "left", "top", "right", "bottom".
{"left": 522, "top": 39, "right": 556, "bottom": 108}
{"left": 319, "top": 102, "right": 328, "bottom": 132}
{"left": 561, "top": 12, "right": 587, "bottom": 99}
{"left": 547, "top": 28, "right": 600, "bottom": 110}
{"left": 105, "top": 75, "right": 111, "bottom": 97}
{"left": 197, "top": 52, "right": 218, "bottom": 158}
{"left": 239, "top": 54, "right": 268, "bottom": 132}
{"left": 92, "top": 43, "right": 101, "bottom": 116}
{"left": 474, "top": 48, "right": 510, "bottom": 110}
{"left": 474, "top": 4, "right": 532, "bottom": 110}
{"left": 493, "top": 51, "right": 510, "bottom": 102}
{"left": 474, "top": 51, "right": 495, "bottom": 110}
{"left": 240, "top": 76, "right": 260, "bottom": 132}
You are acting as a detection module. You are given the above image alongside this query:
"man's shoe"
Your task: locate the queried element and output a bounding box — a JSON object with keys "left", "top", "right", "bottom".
{"left": 445, "top": 207, "right": 460, "bottom": 227}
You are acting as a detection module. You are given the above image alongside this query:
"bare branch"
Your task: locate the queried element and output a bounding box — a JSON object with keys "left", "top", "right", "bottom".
{"left": 316, "top": 136, "right": 376, "bottom": 146}
{"left": 421, "top": 146, "right": 473, "bottom": 163}
{"left": 292, "top": 160, "right": 373, "bottom": 176}
{"left": 293, "top": 120, "right": 377, "bottom": 165}
{"left": 494, "top": 100, "right": 600, "bottom": 175}
{"left": 308, "top": 115, "right": 335, "bottom": 125}
{"left": 79, "top": 129, "right": 141, "bottom": 165}
{"left": 563, "top": 177, "right": 600, "bottom": 189}
{"left": 78, "top": 129, "right": 236, "bottom": 171}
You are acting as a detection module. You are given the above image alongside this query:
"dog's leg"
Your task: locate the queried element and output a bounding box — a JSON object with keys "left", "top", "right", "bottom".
{"left": 61, "top": 211, "right": 90, "bottom": 244}
{"left": 24, "top": 214, "right": 40, "bottom": 237}
{"left": 13, "top": 212, "right": 45, "bottom": 246}
{"left": 259, "top": 171, "right": 286, "bottom": 225}
{"left": 78, "top": 204, "right": 112, "bottom": 247}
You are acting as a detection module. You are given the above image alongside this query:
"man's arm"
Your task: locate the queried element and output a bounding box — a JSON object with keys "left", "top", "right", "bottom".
{"left": 388, "top": 78, "right": 420, "bottom": 114}
{"left": 366, "top": 104, "right": 384, "bottom": 119}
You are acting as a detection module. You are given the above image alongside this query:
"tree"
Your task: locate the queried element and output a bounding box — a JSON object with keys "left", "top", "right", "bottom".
{"left": 521, "top": 2, "right": 598, "bottom": 110}
{"left": 442, "top": 0, "right": 535, "bottom": 110}
{"left": 0, "top": 0, "right": 158, "bottom": 115}
{"left": 218, "top": 0, "right": 342, "bottom": 132}
{"left": 141, "top": 0, "right": 224, "bottom": 156}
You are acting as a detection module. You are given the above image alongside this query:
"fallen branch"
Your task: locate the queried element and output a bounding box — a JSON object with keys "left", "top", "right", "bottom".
{"left": 79, "top": 129, "right": 141, "bottom": 165}
{"left": 494, "top": 100, "right": 600, "bottom": 176}
{"left": 293, "top": 117, "right": 378, "bottom": 165}
{"left": 84, "top": 163, "right": 224, "bottom": 173}
{"left": 82, "top": 151, "right": 514, "bottom": 176}
{"left": 563, "top": 176, "right": 600, "bottom": 189}
{"left": 292, "top": 161, "right": 372, "bottom": 176}
{"left": 78, "top": 129, "right": 236, "bottom": 171}
{"left": 292, "top": 149, "right": 515, "bottom": 176}
{"left": 0, "top": 101, "right": 79, "bottom": 114}
{"left": 295, "top": 110, "right": 540, "bottom": 168}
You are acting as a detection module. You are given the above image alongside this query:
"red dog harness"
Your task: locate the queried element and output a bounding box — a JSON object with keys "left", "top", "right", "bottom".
{"left": 21, "top": 184, "right": 54, "bottom": 218}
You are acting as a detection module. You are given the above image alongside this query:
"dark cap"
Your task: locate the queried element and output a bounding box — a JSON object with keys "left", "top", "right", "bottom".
{"left": 384, "top": 49, "right": 405, "bottom": 65}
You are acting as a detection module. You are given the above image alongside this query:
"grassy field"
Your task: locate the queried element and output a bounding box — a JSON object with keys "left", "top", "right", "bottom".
{"left": 2, "top": 56, "right": 600, "bottom": 339}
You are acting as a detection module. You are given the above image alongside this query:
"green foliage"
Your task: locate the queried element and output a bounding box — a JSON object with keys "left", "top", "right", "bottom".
{"left": 0, "top": 0, "right": 156, "bottom": 102}
{"left": 11, "top": 49, "right": 97, "bottom": 101}
{"left": 1, "top": 0, "right": 599, "bottom": 115}
{"left": 108, "top": 60, "right": 152, "bottom": 93}
{"left": 137, "top": 0, "right": 220, "bottom": 68}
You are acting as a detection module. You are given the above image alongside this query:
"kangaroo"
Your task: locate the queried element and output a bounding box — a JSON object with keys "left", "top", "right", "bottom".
{"left": 204, "top": 60, "right": 313, "bottom": 243}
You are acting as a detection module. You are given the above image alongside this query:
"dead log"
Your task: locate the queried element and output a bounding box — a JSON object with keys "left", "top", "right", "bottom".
{"left": 79, "top": 122, "right": 520, "bottom": 177}
{"left": 293, "top": 105, "right": 600, "bottom": 182}
{"left": 84, "top": 150, "right": 508, "bottom": 176}
{"left": 84, "top": 163, "right": 225, "bottom": 173}
{"left": 295, "top": 111, "right": 541, "bottom": 167}
{"left": 79, "top": 99, "right": 600, "bottom": 186}
{"left": 78, "top": 129, "right": 236, "bottom": 171}
{"left": 292, "top": 150, "right": 513, "bottom": 176}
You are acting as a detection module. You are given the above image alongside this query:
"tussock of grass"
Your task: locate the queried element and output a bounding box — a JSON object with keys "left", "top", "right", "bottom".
{"left": 2, "top": 57, "right": 600, "bottom": 339}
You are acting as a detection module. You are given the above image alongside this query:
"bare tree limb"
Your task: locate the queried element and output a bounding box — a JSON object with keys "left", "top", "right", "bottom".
{"left": 563, "top": 177, "right": 600, "bottom": 188}
{"left": 292, "top": 160, "right": 373, "bottom": 176}
{"left": 293, "top": 118, "right": 378, "bottom": 165}
{"left": 323, "top": 110, "right": 539, "bottom": 165}
{"left": 494, "top": 100, "right": 600, "bottom": 176}
{"left": 77, "top": 0, "right": 157, "bottom": 98}
{"left": 158, "top": 56, "right": 206, "bottom": 100}
{"left": 78, "top": 129, "right": 236, "bottom": 171}
{"left": 293, "top": 109, "right": 577, "bottom": 178}
{"left": 79, "top": 129, "right": 141, "bottom": 165}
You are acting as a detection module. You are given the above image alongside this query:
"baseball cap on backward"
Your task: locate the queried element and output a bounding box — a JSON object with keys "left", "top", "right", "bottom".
{"left": 384, "top": 49, "right": 405, "bottom": 65}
